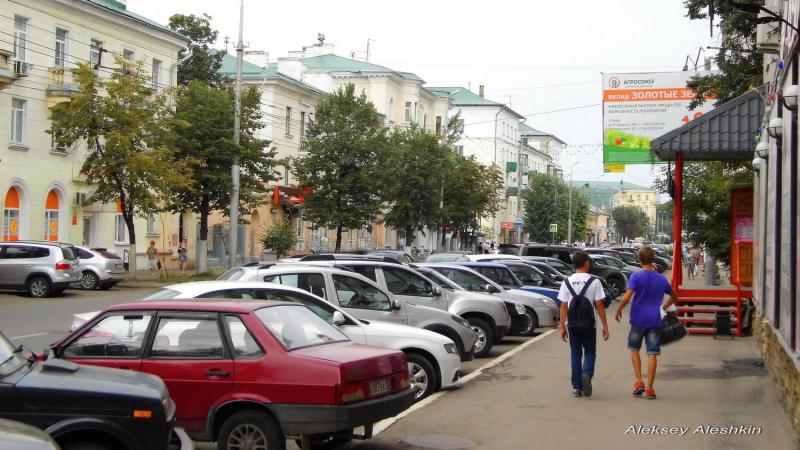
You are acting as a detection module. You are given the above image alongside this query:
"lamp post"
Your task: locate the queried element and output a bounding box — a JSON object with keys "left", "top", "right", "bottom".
{"left": 567, "top": 162, "right": 578, "bottom": 246}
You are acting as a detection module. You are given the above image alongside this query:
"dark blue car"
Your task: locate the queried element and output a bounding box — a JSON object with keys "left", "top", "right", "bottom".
{"left": 453, "top": 262, "right": 561, "bottom": 301}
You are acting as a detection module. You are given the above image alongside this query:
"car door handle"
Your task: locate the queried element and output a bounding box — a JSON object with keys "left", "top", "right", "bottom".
{"left": 205, "top": 369, "right": 230, "bottom": 378}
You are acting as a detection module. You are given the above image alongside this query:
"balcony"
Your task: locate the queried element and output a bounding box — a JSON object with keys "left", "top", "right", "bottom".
{"left": 0, "top": 50, "right": 16, "bottom": 84}
{"left": 46, "top": 68, "right": 81, "bottom": 107}
{"left": 506, "top": 161, "right": 518, "bottom": 172}
{"left": 506, "top": 187, "right": 519, "bottom": 196}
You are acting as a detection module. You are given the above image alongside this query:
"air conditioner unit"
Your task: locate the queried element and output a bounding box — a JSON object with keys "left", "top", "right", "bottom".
{"left": 13, "top": 60, "right": 32, "bottom": 77}
{"left": 73, "top": 192, "right": 87, "bottom": 206}
{"left": 757, "top": 10, "right": 781, "bottom": 54}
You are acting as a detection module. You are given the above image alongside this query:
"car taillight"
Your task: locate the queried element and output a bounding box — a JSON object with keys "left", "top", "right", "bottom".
{"left": 397, "top": 370, "right": 411, "bottom": 390}
{"left": 337, "top": 383, "right": 366, "bottom": 404}
{"left": 55, "top": 260, "right": 72, "bottom": 270}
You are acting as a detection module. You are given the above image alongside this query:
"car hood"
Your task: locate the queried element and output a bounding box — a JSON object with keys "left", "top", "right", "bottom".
{"left": 17, "top": 359, "right": 167, "bottom": 413}
{"left": 360, "top": 320, "right": 452, "bottom": 345}
{"left": 515, "top": 285, "right": 560, "bottom": 300}
{"left": 497, "top": 289, "right": 558, "bottom": 309}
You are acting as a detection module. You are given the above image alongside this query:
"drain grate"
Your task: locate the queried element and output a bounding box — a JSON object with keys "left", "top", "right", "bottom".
{"left": 401, "top": 435, "right": 475, "bottom": 449}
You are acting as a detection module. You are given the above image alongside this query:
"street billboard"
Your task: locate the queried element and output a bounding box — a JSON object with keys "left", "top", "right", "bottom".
{"left": 602, "top": 71, "right": 716, "bottom": 165}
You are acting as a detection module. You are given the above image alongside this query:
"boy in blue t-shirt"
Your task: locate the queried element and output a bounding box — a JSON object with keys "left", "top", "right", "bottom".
{"left": 614, "top": 247, "right": 678, "bottom": 400}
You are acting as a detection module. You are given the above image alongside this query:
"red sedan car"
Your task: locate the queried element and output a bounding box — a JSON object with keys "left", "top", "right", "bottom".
{"left": 50, "top": 300, "right": 415, "bottom": 450}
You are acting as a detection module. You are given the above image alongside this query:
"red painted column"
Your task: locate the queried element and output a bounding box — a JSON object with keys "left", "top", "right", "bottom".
{"left": 672, "top": 152, "right": 683, "bottom": 291}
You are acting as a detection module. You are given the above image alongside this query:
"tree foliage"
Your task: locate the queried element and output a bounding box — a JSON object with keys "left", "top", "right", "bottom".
{"left": 260, "top": 220, "right": 297, "bottom": 258}
{"left": 442, "top": 157, "right": 504, "bottom": 247}
{"left": 522, "top": 174, "right": 589, "bottom": 243}
{"left": 168, "top": 81, "right": 277, "bottom": 245}
{"left": 168, "top": 13, "right": 225, "bottom": 87}
{"left": 683, "top": 0, "right": 762, "bottom": 108}
{"left": 49, "top": 59, "right": 191, "bottom": 275}
{"left": 612, "top": 206, "right": 651, "bottom": 242}
{"left": 293, "top": 84, "right": 390, "bottom": 251}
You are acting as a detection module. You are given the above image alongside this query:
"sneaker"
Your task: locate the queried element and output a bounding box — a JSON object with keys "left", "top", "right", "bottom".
{"left": 632, "top": 381, "right": 645, "bottom": 397}
{"left": 581, "top": 373, "right": 593, "bottom": 397}
{"left": 645, "top": 389, "right": 656, "bottom": 400}
{"left": 572, "top": 389, "right": 583, "bottom": 397}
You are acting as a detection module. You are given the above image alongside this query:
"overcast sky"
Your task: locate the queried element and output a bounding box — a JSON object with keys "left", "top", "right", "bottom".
{"left": 132, "top": 0, "right": 716, "bottom": 191}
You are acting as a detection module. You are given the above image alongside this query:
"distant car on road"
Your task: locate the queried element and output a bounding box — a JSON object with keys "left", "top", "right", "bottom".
{"left": 73, "top": 246, "right": 126, "bottom": 290}
{"left": 0, "top": 241, "right": 81, "bottom": 297}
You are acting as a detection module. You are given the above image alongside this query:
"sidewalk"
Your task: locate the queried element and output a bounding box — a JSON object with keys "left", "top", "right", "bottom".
{"left": 360, "top": 303, "right": 798, "bottom": 450}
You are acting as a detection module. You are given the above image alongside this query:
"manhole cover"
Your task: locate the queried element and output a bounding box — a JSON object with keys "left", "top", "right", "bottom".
{"left": 401, "top": 435, "right": 475, "bottom": 449}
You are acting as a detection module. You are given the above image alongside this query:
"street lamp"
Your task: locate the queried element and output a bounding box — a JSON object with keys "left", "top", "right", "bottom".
{"left": 567, "top": 162, "right": 578, "bottom": 246}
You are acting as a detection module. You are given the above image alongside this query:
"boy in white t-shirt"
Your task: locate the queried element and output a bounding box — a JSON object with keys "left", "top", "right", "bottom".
{"left": 558, "top": 251, "right": 610, "bottom": 397}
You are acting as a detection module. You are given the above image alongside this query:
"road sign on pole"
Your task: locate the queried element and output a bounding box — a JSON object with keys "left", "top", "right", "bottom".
{"left": 515, "top": 218, "right": 524, "bottom": 228}
{"left": 549, "top": 223, "right": 558, "bottom": 233}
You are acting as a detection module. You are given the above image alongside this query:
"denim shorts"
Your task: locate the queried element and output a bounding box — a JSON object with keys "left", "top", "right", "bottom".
{"left": 628, "top": 325, "right": 662, "bottom": 355}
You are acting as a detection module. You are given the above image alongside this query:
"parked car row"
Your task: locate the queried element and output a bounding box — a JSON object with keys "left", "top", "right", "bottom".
{"left": 0, "top": 240, "right": 126, "bottom": 297}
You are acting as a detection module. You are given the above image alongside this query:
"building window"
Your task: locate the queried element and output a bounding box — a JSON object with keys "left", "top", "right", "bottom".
{"left": 44, "top": 190, "right": 59, "bottom": 241}
{"left": 123, "top": 49, "right": 134, "bottom": 60}
{"left": 3, "top": 187, "right": 21, "bottom": 241}
{"left": 121, "top": 50, "right": 134, "bottom": 73}
{"left": 147, "top": 213, "right": 157, "bottom": 234}
{"left": 423, "top": 114, "right": 427, "bottom": 129}
{"left": 151, "top": 59, "right": 161, "bottom": 91}
{"left": 10, "top": 98, "right": 26, "bottom": 145}
{"left": 299, "top": 111, "right": 306, "bottom": 145}
{"left": 285, "top": 107, "right": 292, "bottom": 137}
{"left": 55, "top": 28, "right": 68, "bottom": 67}
{"left": 13, "top": 16, "right": 27, "bottom": 62}
{"left": 454, "top": 145, "right": 464, "bottom": 156}
{"left": 114, "top": 214, "right": 127, "bottom": 243}
{"left": 90, "top": 39, "right": 102, "bottom": 70}
{"left": 404, "top": 102, "right": 412, "bottom": 123}
{"left": 435, "top": 116, "right": 442, "bottom": 135}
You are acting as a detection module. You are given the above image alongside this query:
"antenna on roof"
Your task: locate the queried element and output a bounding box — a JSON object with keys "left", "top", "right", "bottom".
{"left": 224, "top": 35, "right": 230, "bottom": 53}
{"left": 318, "top": 33, "right": 326, "bottom": 45}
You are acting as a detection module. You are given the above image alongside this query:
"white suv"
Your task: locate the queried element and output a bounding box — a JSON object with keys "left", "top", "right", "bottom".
{"left": 0, "top": 241, "right": 81, "bottom": 297}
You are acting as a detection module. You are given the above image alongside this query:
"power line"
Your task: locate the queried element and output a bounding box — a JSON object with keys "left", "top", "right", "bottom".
{"left": 373, "top": 59, "right": 682, "bottom": 71}
{"left": 490, "top": 80, "right": 601, "bottom": 92}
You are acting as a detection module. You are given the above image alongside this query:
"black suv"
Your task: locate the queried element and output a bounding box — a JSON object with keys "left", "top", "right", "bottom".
{"left": 0, "top": 330, "right": 189, "bottom": 450}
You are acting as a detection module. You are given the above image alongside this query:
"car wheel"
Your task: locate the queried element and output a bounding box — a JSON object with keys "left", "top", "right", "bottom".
{"left": 217, "top": 410, "right": 285, "bottom": 450}
{"left": 81, "top": 271, "right": 100, "bottom": 290}
{"left": 27, "top": 277, "right": 51, "bottom": 298}
{"left": 467, "top": 317, "right": 494, "bottom": 358}
{"left": 515, "top": 307, "right": 539, "bottom": 337}
{"left": 406, "top": 352, "right": 438, "bottom": 401}
{"left": 607, "top": 277, "right": 624, "bottom": 298}
{"left": 63, "top": 443, "right": 112, "bottom": 450}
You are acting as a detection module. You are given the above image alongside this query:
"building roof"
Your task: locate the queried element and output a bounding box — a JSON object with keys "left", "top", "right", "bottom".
{"left": 218, "top": 53, "right": 328, "bottom": 96}
{"left": 302, "top": 54, "right": 424, "bottom": 82}
{"left": 571, "top": 181, "right": 654, "bottom": 209}
{"left": 520, "top": 122, "right": 567, "bottom": 146}
{"left": 427, "top": 87, "right": 503, "bottom": 106}
{"left": 84, "top": 0, "right": 189, "bottom": 42}
{"left": 651, "top": 88, "right": 764, "bottom": 161}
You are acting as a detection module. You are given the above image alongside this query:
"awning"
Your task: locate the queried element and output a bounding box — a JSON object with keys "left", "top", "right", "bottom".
{"left": 650, "top": 88, "right": 764, "bottom": 161}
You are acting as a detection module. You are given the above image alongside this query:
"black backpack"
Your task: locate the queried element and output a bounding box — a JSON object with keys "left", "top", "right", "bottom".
{"left": 565, "top": 277, "right": 598, "bottom": 328}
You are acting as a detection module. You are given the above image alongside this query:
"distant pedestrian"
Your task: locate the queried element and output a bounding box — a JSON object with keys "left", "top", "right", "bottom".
{"left": 614, "top": 246, "right": 678, "bottom": 400}
{"left": 559, "top": 251, "right": 610, "bottom": 398}
{"left": 177, "top": 240, "right": 188, "bottom": 274}
{"left": 146, "top": 241, "right": 158, "bottom": 275}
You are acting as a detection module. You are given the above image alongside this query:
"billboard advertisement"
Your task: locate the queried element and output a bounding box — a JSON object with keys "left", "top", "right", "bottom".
{"left": 602, "top": 71, "right": 716, "bottom": 164}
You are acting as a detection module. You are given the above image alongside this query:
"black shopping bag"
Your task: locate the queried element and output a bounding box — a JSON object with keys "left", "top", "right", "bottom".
{"left": 661, "top": 312, "right": 688, "bottom": 346}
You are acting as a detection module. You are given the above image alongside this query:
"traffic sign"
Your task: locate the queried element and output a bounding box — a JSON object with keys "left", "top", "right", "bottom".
{"left": 514, "top": 217, "right": 524, "bottom": 227}
{"left": 549, "top": 223, "right": 558, "bottom": 233}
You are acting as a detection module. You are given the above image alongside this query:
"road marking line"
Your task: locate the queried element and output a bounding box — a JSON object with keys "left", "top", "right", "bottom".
{"left": 372, "top": 328, "right": 558, "bottom": 436}
{"left": 10, "top": 332, "right": 48, "bottom": 340}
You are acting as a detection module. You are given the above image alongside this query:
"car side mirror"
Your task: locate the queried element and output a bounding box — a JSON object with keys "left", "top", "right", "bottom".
{"left": 433, "top": 287, "right": 442, "bottom": 297}
{"left": 486, "top": 284, "right": 500, "bottom": 294}
{"left": 391, "top": 298, "right": 402, "bottom": 310}
{"left": 332, "top": 311, "right": 346, "bottom": 326}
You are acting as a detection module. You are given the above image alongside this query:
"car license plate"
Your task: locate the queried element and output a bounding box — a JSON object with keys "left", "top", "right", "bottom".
{"left": 369, "top": 378, "right": 391, "bottom": 396}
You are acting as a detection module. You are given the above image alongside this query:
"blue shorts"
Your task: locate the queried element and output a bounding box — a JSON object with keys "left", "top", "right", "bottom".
{"left": 628, "top": 325, "right": 662, "bottom": 355}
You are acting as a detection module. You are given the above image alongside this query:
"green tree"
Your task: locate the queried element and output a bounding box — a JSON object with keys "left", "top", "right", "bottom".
{"left": 384, "top": 117, "right": 461, "bottom": 245}
{"left": 260, "top": 220, "right": 297, "bottom": 258}
{"left": 293, "top": 84, "right": 390, "bottom": 251}
{"left": 168, "top": 13, "right": 224, "bottom": 86}
{"left": 683, "top": 0, "right": 761, "bottom": 108}
{"left": 656, "top": 201, "right": 674, "bottom": 242}
{"left": 612, "top": 206, "right": 651, "bottom": 242}
{"left": 522, "top": 174, "right": 589, "bottom": 243}
{"left": 50, "top": 59, "right": 190, "bottom": 276}
{"left": 442, "top": 157, "right": 504, "bottom": 248}
{"left": 169, "top": 81, "right": 277, "bottom": 273}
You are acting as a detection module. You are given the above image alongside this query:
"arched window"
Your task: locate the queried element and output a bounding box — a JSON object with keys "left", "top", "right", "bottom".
{"left": 389, "top": 98, "right": 394, "bottom": 121}
{"left": 44, "top": 190, "right": 59, "bottom": 241}
{"left": 3, "top": 187, "right": 20, "bottom": 241}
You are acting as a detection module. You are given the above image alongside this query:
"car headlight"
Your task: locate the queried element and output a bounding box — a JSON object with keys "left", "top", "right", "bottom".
{"left": 444, "top": 343, "right": 458, "bottom": 354}
{"left": 515, "top": 303, "right": 526, "bottom": 315}
{"left": 451, "top": 314, "right": 470, "bottom": 329}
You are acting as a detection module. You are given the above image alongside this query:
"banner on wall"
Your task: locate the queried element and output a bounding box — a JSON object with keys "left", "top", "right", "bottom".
{"left": 602, "top": 71, "right": 716, "bottom": 165}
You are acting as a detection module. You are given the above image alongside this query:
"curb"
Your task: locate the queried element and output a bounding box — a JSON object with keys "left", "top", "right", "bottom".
{"left": 372, "top": 328, "right": 558, "bottom": 436}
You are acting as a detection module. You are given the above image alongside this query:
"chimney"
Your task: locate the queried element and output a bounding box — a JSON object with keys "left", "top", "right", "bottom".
{"left": 479, "top": 85, "right": 485, "bottom": 97}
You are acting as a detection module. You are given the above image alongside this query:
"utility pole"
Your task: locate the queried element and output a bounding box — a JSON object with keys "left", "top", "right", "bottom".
{"left": 567, "top": 162, "right": 577, "bottom": 246}
{"left": 516, "top": 139, "right": 523, "bottom": 244}
{"left": 228, "top": 0, "right": 244, "bottom": 268}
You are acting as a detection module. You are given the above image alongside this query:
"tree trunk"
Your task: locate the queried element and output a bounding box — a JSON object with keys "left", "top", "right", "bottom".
{"left": 335, "top": 225, "right": 343, "bottom": 252}
{"left": 197, "top": 196, "right": 210, "bottom": 274}
{"left": 123, "top": 212, "right": 138, "bottom": 279}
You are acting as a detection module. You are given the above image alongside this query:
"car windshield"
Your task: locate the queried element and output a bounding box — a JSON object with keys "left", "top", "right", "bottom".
{"left": 507, "top": 265, "right": 543, "bottom": 285}
{"left": 218, "top": 268, "right": 247, "bottom": 281}
{"left": 0, "top": 332, "right": 25, "bottom": 375}
{"left": 61, "top": 246, "right": 77, "bottom": 260}
{"left": 141, "top": 288, "right": 181, "bottom": 300}
{"left": 418, "top": 269, "right": 461, "bottom": 291}
{"left": 431, "top": 267, "right": 494, "bottom": 293}
{"left": 547, "top": 260, "right": 575, "bottom": 276}
{"left": 256, "top": 305, "right": 349, "bottom": 351}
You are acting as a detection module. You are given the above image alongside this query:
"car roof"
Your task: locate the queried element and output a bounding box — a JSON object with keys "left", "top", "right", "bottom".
{"left": 455, "top": 261, "right": 508, "bottom": 268}
{"left": 1, "top": 240, "right": 70, "bottom": 247}
{"left": 105, "top": 299, "right": 293, "bottom": 313}
{"left": 161, "top": 280, "right": 309, "bottom": 293}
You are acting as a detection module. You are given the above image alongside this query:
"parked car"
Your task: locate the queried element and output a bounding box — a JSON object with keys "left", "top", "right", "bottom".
{"left": 73, "top": 246, "right": 126, "bottom": 290}
{"left": 218, "top": 265, "right": 478, "bottom": 362}
{"left": 522, "top": 256, "right": 576, "bottom": 277}
{"left": 0, "top": 418, "right": 59, "bottom": 450}
{"left": 464, "top": 254, "right": 524, "bottom": 262}
{"left": 0, "top": 241, "right": 81, "bottom": 297}
{"left": 589, "top": 254, "right": 642, "bottom": 279}
{"left": 453, "top": 262, "right": 561, "bottom": 302}
{"left": 496, "top": 260, "right": 561, "bottom": 289}
{"left": 52, "top": 300, "right": 416, "bottom": 449}
{"left": 424, "top": 252, "right": 471, "bottom": 263}
{"left": 367, "top": 250, "right": 415, "bottom": 264}
{"left": 294, "top": 260, "right": 511, "bottom": 356}
{"left": 72, "top": 281, "right": 462, "bottom": 402}
{"left": 500, "top": 243, "right": 575, "bottom": 264}
{"left": 419, "top": 263, "right": 560, "bottom": 335}
{"left": 0, "top": 330, "right": 188, "bottom": 450}
{"left": 523, "top": 260, "right": 567, "bottom": 283}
